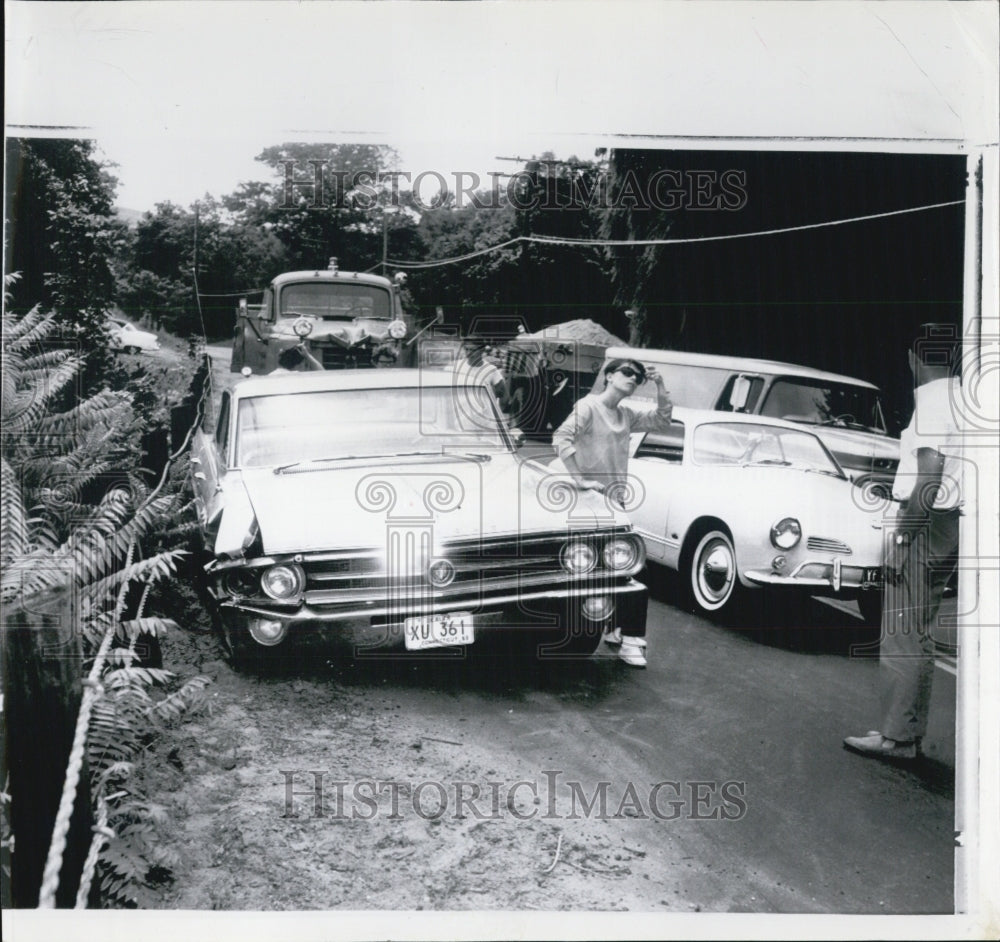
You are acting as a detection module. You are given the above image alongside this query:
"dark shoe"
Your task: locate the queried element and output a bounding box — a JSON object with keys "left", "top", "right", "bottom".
{"left": 843, "top": 732, "right": 916, "bottom": 760}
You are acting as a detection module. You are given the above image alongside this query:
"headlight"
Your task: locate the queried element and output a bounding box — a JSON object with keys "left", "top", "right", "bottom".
{"left": 770, "top": 517, "right": 802, "bottom": 550}
{"left": 426, "top": 558, "right": 456, "bottom": 587}
{"left": 601, "top": 536, "right": 644, "bottom": 572}
{"left": 387, "top": 319, "right": 407, "bottom": 340}
{"left": 560, "top": 540, "right": 597, "bottom": 575}
{"left": 293, "top": 317, "right": 314, "bottom": 338}
{"left": 260, "top": 564, "right": 305, "bottom": 600}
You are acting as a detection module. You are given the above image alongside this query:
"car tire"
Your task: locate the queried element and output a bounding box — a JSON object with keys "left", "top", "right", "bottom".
{"left": 857, "top": 591, "right": 884, "bottom": 628}
{"left": 220, "top": 620, "right": 273, "bottom": 672}
{"left": 685, "top": 527, "right": 742, "bottom": 618}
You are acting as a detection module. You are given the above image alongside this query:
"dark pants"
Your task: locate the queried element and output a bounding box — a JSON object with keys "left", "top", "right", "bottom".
{"left": 879, "top": 508, "right": 960, "bottom": 742}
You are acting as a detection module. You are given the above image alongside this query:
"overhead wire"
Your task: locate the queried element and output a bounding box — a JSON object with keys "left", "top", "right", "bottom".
{"left": 383, "top": 199, "right": 964, "bottom": 270}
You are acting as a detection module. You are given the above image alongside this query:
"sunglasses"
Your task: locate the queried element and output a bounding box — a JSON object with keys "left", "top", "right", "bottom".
{"left": 617, "top": 367, "right": 645, "bottom": 381}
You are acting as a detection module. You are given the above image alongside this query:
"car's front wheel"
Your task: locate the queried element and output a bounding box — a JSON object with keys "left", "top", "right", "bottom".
{"left": 686, "top": 528, "right": 742, "bottom": 618}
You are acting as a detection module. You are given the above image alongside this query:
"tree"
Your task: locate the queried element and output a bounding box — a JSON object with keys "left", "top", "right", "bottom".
{"left": 4, "top": 138, "right": 128, "bottom": 385}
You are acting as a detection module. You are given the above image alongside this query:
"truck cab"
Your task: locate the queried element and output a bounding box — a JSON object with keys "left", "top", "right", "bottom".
{"left": 231, "top": 259, "right": 417, "bottom": 375}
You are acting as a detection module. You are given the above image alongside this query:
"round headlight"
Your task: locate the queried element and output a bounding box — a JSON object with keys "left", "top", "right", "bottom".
{"left": 387, "top": 319, "right": 407, "bottom": 340}
{"left": 260, "top": 564, "right": 305, "bottom": 600}
{"left": 293, "top": 317, "right": 314, "bottom": 338}
{"left": 602, "top": 536, "right": 643, "bottom": 571}
{"left": 427, "top": 558, "right": 456, "bottom": 587}
{"left": 770, "top": 517, "right": 802, "bottom": 550}
{"left": 560, "top": 540, "right": 597, "bottom": 575}
{"left": 248, "top": 618, "right": 288, "bottom": 646}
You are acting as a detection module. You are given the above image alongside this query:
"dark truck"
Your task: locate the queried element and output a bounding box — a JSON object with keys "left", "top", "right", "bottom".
{"left": 231, "top": 260, "right": 418, "bottom": 375}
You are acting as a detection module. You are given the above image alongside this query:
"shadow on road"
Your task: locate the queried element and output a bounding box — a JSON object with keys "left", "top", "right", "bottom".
{"left": 643, "top": 565, "right": 882, "bottom": 656}
{"left": 240, "top": 633, "right": 632, "bottom": 705}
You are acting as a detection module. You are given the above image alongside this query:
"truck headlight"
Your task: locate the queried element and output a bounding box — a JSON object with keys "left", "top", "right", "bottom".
{"left": 293, "top": 317, "right": 314, "bottom": 338}
{"left": 260, "top": 564, "right": 305, "bottom": 600}
{"left": 387, "top": 319, "right": 407, "bottom": 340}
{"left": 770, "top": 518, "right": 802, "bottom": 550}
{"left": 560, "top": 540, "right": 597, "bottom": 575}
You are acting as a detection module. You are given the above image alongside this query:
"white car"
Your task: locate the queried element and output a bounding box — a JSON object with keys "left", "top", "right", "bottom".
{"left": 191, "top": 369, "right": 649, "bottom": 667}
{"left": 626, "top": 407, "right": 884, "bottom": 623}
{"left": 108, "top": 317, "right": 160, "bottom": 353}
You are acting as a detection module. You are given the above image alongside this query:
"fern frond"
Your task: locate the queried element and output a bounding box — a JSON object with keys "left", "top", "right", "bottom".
{"left": 0, "top": 457, "right": 27, "bottom": 566}
{"left": 147, "top": 675, "right": 211, "bottom": 723}
{"left": 2, "top": 355, "right": 84, "bottom": 434}
{"left": 83, "top": 550, "right": 187, "bottom": 605}
{"left": 2, "top": 304, "right": 53, "bottom": 349}
{"left": 34, "top": 389, "right": 133, "bottom": 440}
{"left": 119, "top": 616, "right": 179, "bottom": 640}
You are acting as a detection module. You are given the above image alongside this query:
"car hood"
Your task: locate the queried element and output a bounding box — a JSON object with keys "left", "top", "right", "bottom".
{"left": 235, "top": 455, "right": 626, "bottom": 556}
{"left": 272, "top": 317, "right": 391, "bottom": 347}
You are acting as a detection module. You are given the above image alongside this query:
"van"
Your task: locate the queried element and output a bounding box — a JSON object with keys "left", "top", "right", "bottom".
{"left": 594, "top": 346, "right": 900, "bottom": 484}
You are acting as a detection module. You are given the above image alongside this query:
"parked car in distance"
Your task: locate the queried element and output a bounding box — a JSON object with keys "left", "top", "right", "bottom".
{"left": 593, "top": 347, "right": 899, "bottom": 491}
{"left": 108, "top": 317, "right": 160, "bottom": 354}
{"left": 191, "top": 369, "right": 648, "bottom": 667}
{"left": 625, "top": 408, "right": 884, "bottom": 623}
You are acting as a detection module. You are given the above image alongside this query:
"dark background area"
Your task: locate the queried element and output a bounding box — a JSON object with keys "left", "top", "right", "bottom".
{"left": 603, "top": 150, "right": 968, "bottom": 432}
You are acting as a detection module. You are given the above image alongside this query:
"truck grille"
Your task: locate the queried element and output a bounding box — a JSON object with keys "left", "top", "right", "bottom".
{"left": 317, "top": 343, "right": 374, "bottom": 370}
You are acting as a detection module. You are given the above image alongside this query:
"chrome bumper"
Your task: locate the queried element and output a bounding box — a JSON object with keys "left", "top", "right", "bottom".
{"left": 745, "top": 558, "right": 882, "bottom": 592}
{"left": 218, "top": 578, "right": 649, "bottom": 649}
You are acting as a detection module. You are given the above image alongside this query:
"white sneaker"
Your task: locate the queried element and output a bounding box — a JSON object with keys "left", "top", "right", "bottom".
{"left": 618, "top": 636, "right": 647, "bottom": 668}
{"left": 604, "top": 627, "right": 623, "bottom": 646}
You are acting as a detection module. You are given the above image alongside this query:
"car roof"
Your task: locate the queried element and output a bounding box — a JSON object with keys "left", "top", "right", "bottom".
{"left": 662, "top": 405, "right": 827, "bottom": 436}
{"left": 605, "top": 346, "right": 880, "bottom": 391}
{"left": 231, "top": 367, "right": 474, "bottom": 400}
{"left": 270, "top": 270, "right": 394, "bottom": 290}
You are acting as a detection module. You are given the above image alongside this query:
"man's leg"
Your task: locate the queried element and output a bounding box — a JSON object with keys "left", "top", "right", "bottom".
{"left": 879, "top": 509, "right": 959, "bottom": 743}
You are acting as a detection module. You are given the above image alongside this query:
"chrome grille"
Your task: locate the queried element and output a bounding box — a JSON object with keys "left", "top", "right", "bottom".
{"left": 807, "top": 537, "right": 852, "bottom": 555}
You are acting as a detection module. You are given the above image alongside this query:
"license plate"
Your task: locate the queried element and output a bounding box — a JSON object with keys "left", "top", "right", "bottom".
{"left": 404, "top": 612, "right": 475, "bottom": 650}
{"left": 865, "top": 567, "right": 883, "bottom": 586}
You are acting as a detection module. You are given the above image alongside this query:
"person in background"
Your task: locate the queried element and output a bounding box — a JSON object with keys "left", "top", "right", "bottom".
{"left": 844, "top": 326, "right": 963, "bottom": 761}
{"left": 551, "top": 357, "right": 673, "bottom": 667}
{"left": 274, "top": 342, "right": 324, "bottom": 373}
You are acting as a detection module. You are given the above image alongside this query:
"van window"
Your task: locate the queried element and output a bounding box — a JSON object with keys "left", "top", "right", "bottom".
{"left": 758, "top": 379, "right": 887, "bottom": 434}
{"left": 717, "top": 375, "right": 765, "bottom": 413}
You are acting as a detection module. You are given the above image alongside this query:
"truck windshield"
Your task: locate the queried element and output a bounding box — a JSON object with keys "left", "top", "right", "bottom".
{"left": 279, "top": 283, "right": 392, "bottom": 319}
{"left": 758, "top": 379, "right": 887, "bottom": 434}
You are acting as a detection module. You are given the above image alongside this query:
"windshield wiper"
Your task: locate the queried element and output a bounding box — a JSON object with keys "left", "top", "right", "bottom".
{"left": 742, "top": 458, "right": 792, "bottom": 467}
{"left": 273, "top": 451, "right": 441, "bottom": 473}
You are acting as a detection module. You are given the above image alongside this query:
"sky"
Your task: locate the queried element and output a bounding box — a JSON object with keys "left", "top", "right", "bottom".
{"left": 7, "top": 1, "right": 995, "bottom": 212}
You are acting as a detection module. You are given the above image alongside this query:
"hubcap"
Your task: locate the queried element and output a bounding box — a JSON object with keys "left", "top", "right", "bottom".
{"left": 697, "top": 539, "right": 735, "bottom": 605}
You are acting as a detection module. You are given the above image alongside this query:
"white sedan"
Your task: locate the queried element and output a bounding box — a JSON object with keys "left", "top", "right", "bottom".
{"left": 626, "top": 408, "right": 884, "bottom": 623}
{"left": 108, "top": 317, "right": 160, "bottom": 353}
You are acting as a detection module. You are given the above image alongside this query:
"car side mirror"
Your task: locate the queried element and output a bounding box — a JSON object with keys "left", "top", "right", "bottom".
{"left": 729, "top": 375, "right": 752, "bottom": 411}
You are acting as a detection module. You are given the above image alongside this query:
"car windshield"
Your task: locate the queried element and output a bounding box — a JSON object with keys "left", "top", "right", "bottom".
{"left": 278, "top": 283, "right": 392, "bottom": 320}
{"left": 234, "top": 386, "right": 510, "bottom": 468}
{"left": 692, "top": 422, "right": 843, "bottom": 475}
{"left": 758, "top": 378, "right": 887, "bottom": 434}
